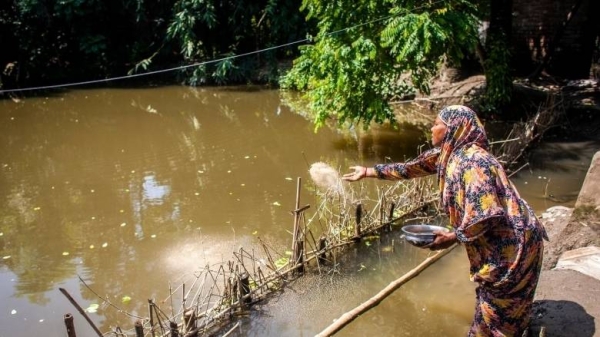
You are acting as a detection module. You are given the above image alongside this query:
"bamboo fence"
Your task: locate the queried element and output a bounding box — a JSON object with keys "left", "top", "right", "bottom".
{"left": 60, "top": 99, "right": 560, "bottom": 336}
{"left": 61, "top": 174, "right": 441, "bottom": 336}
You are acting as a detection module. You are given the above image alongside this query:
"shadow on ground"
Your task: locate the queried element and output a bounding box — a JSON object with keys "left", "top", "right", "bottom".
{"left": 530, "top": 299, "right": 596, "bottom": 337}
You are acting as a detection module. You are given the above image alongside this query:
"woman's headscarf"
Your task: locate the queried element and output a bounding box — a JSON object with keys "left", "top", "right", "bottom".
{"left": 435, "top": 105, "right": 489, "bottom": 206}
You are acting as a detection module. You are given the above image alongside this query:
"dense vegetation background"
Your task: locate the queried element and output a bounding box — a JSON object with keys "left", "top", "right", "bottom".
{"left": 1, "top": 0, "right": 598, "bottom": 127}
{"left": 0, "top": 0, "right": 309, "bottom": 87}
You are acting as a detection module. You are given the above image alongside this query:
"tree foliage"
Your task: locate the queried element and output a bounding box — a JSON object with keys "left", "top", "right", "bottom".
{"left": 0, "top": 0, "right": 309, "bottom": 89}
{"left": 281, "top": 0, "right": 480, "bottom": 129}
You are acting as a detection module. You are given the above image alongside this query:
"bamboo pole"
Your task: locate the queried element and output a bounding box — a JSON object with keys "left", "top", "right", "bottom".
{"left": 59, "top": 288, "right": 103, "bottom": 337}
{"left": 291, "top": 177, "right": 302, "bottom": 273}
{"left": 148, "top": 299, "right": 156, "bottom": 337}
{"left": 315, "top": 244, "right": 458, "bottom": 337}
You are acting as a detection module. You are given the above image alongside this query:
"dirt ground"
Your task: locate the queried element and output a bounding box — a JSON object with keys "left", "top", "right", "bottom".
{"left": 530, "top": 206, "right": 600, "bottom": 337}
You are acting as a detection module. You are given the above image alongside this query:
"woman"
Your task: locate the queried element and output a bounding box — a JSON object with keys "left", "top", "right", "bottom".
{"left": 342, "top": 105, "right": 546, "bottom": 337}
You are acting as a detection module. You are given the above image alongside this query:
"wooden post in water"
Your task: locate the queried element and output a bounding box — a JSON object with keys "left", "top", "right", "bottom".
{"left": 64, "top": 313, "right": 76, "bottom": 337}
{"left": 169, "top": 321, "right": 179, "bottom": 337}
{"left": 291, "top": 177, "right": 305, "bottom": 275}
{"left": 317, "top": 236, "right": 327, "bottom": 265}
{"left": 148, "top": 299, "right": 156, "bottom": 337}
{"left": 134, "top": 319, "right": 144, "bottom": 337}
{"left": 183, "top": 308, "right": 196, "bottom": 332}
{"left": 59, "top": 288, "right": 103, "bottom": 337}
{"left": 353, "top": 203, "right": 362, "bottom": 240}
{"left": 239, "top": 271, "right": 252, "bottom": 305}
{"left": 296, "top": 240, "right": 305, "bottom": 274}
{"left": 388, "top": 202, "right": 396, "bottom": 231}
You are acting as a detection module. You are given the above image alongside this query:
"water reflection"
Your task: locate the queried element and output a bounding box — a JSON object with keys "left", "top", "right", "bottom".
{"left": 0, "top": 86, "right": 595, "bottom": 336}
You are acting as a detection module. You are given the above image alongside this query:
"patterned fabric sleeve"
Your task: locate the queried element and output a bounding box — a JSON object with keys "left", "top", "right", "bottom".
{"left": 454, "top": 160, "right": 505, "bottom": 242}
{"left": 374, "top": 147, "right": 440, "bottom": 180}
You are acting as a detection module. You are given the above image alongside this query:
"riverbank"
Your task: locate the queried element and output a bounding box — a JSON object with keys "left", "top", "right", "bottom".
{"left": 530, "top": 151, "right": 600, "bottom": 336}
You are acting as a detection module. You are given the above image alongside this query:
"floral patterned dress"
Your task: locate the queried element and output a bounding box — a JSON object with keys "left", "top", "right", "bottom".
{"left": 374, "top": 105, "right": 546, "bottom": 336}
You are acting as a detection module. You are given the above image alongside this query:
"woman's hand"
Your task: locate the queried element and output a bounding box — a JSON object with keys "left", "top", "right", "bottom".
{"left": 424, "top": 230, "right": 457, "bottom": 250}
{"left": 342, "top": 166, "right": 368, "bottom": 181}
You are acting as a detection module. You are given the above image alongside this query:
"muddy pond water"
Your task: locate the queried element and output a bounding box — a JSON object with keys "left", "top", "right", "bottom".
{"left": 0, "top": 86, "right": 596, "bottom": 336}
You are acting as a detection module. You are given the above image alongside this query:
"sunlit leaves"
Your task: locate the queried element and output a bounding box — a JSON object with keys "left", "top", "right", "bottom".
{"left": 283, "top": 0, "right": 481, "bottom": 129}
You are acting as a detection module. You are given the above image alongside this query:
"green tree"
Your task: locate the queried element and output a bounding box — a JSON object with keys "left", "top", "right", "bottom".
{"left": 481, "top": 0, "right": 513, "bottom": 111}
{"left": 0, "top": 0, "right": 309, "bottom": 89}
{"left": 281, "top": 0, "right": 482, "bottom": 129}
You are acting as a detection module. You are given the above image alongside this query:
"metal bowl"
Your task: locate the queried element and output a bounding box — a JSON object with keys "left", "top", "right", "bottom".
{"left": 401, "top": 224, "right": 450, "bottom": 247}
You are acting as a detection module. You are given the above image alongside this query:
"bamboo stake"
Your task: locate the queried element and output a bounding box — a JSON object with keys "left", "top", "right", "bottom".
{"left": 64, "top": 313, "right": 76, "bottom": 337}
{"left": 315, "top": 244, "right": 457, "bottom": 337}
{"left": 291, "top": 177, "right": 301, "bottom": 267}
{"left": 148, "top": 299, "right": 156, "bottom": 337}
{"left": 59, "top": 288, "right": 103, "bottom": 337}
{"left": 135, "top": 319, "right": 144, "bottom": 337}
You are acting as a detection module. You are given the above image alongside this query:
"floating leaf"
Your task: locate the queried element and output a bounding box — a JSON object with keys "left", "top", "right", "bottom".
{"left": 121, "top": 296, "right": 131, "bottom": 304}
{"left": 285, "top": 177, "right": 293, "bottom": 181}
{"left": 86, "top": 304, "right": 99, "bottom": 313}
{"left": 272, "top": 201, "right": 281, "bottom": 206}
{"left": 252, "top": 231, "right": 258, "bottom": 235}
{"left": 364, "top": 241, "right": 371, "bottom": 247}
{"left": 62, "top": 252, "right": 69, "bottom": 256}
{"left": 120, "top": 222, "right": 127, "bottom": 227}
{"left": 101, "top": 242, "right": 108, "bottom": 248}
{"left": 3, "top": 255, "right": 10, "bottom": 260}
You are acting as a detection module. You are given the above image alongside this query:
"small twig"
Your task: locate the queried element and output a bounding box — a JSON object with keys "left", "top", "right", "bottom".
{"left": 508, "top": 162, "right": 529, "bottom": 178}
{"left": 489, "top": 137, "right": 521, "bottom": 145}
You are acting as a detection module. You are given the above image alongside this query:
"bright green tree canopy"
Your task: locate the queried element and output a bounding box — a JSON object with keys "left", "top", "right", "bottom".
{"left": 281, "top": 0, "right": 480, "bottom": 130}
